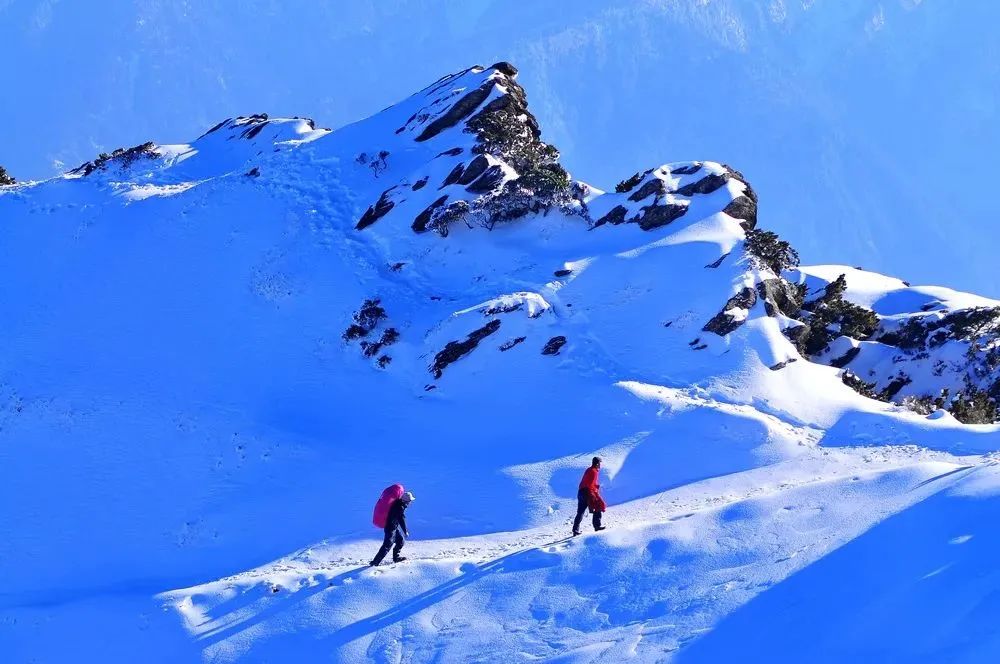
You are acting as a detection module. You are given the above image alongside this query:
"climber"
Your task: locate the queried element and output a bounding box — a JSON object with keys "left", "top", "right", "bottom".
{"left": 572, "top": 456, "right": 607, "bottom": 536}
{"left": 370, "top": 490, "right": 414, "bottom": 566}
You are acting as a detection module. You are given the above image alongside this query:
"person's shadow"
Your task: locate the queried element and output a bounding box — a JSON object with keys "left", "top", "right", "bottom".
{"left": 196, "top": 566, "right": 368, "bottom": 645}
{"left": 197, "top": 535, "right": 574, "bottom": 649}
{"left": 321, "top": 536, "right": 573, "bottom": 648}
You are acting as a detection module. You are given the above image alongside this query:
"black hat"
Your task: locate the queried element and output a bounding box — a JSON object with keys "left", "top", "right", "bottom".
{"left": 592, "top": 456, "right": 602, "bottom": 466}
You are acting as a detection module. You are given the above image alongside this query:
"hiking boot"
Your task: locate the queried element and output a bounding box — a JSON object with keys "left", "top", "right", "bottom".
{"left": 369, "top": 560, "right": 379, "bottom": 567}
{"left": 393, "top": 556, "right": 407, "bottom": 563}
{"left": 572, "top": 530, "right": 581, "bottom": 536}
{"left": 594, "top": 526, "right": 606, "bottom": 531}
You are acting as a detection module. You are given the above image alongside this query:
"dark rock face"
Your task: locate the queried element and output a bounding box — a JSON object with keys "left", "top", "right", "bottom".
{"left": 466, "top": 164, "right": 506, "bottom": 193}
{"left": 628, "top": 178, "right": 666, "bottom": 202}
{"left": 770, "top": 358, "right": 797, "bottom": 371}
{"left": 412, "top": 177, "right": 428, "bottom": 191}
{"left": 499, "top": 336, "right": 527, "bottom": 351}
{"left": 456, "top": 155, "right": 490, "bottom": 185}
{"left": 437, "top": 147, "right": 464, "bottom": 158}
{"left": 703, "top": 287, "right": 758, "bottom": 336}
{"left": 416, "top": 80, "right": 495, "bottom": 142}
{"left": 674, "top": 173, "right": 729, "bottom": 197}
{"left": 757, "top": 279, "right": 803, "bottom": 318}
{"left": 830, "top": 347, "right": 861, "bottom": 368}
{"left": 431, "top": 319, "right": 502, "bottom": 377}
{"left": 723, "top": 195, "right": 757, "bottom": 230}
{"left": 634, "top": 203, "right": 688, "bottom": 230}
{"left": 441, "top": 163, "right": 466, "bottom": 188}
{"left": 554, "top": 269, "right": 572, "bottom": 277}
{"left": 412, "top": 195, "right": 449, "bottom": 233}
{"left": 595, "top": 205, "right": 628, "bottom": 227}
{"left": 541, "top": 336, "right": 567, "bottom": 355}
{"left": 70, "top": 141, "right": 159, "bottom": 176}
{"left": 671, "top": 164, "right": 701, "bottom": 175}
{"left": 615, "top": 172, "right": 645, "bottom": 193}
{"left": 356, "top": 188, "right": 397, "bottom": 230}
{"left": 490, "top": 61, "right": 519, "bottom": 77}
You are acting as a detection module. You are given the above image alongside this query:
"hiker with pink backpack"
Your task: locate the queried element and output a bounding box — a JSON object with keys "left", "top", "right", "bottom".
{"left": 370, "top": 484, "right": 414, "bottom": 567}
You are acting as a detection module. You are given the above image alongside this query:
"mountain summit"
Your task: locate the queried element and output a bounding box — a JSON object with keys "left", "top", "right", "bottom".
{"left": 3, "top": 63, "right": 1000, "bottom": 662}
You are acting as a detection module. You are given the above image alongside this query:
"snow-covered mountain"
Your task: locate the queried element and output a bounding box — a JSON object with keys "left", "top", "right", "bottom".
{"left": 4, "top": 62, "right": 1000, "bottom": 662}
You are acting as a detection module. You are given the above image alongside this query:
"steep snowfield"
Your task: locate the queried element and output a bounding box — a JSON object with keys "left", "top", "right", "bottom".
{"left": 3, "top": 63, "right": 1000, "bottom": 662}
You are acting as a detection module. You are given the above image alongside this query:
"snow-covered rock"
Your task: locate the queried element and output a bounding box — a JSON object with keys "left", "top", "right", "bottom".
{"left": 4, "top": 62, "right": 1000, "bottom": 663}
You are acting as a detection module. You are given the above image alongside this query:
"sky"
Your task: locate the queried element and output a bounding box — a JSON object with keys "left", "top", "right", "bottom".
{"left": 2, "top": 0, "right": 998, "bottom": 296}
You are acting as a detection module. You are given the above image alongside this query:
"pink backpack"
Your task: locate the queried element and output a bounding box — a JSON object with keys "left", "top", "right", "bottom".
{"left": 372, "top": 484, "right": 404, "bottom": 528}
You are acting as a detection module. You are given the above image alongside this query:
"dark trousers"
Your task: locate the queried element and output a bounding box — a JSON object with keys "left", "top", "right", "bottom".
{"left": 573, "top": 487, "right": 602, "bottom": 533}
{"left": 371, "top": 527, "right": 405, "bottom": 565}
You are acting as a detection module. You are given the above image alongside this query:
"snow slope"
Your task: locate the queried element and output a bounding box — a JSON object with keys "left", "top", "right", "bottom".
{"left": 3, "top": 62, "right": 1000, "bottom": 662}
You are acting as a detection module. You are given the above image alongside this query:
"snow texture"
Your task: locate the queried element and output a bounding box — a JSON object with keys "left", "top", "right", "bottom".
{"left": 3, "top": 62, "right": 1000, "bottom": 663}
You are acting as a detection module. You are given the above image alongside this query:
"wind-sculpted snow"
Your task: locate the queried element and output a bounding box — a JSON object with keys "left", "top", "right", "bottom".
{"left": 3, "top": 63, "right": 1000, "bottom": 662}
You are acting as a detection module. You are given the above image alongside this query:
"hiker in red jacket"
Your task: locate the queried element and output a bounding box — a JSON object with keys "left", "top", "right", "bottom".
{"left": 573, "top": 456, "right": 607, "bottom": 536}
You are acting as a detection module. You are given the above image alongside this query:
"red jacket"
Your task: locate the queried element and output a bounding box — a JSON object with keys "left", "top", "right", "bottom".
{"left": 580, "top": 466, "right": 606, "bottom": 512}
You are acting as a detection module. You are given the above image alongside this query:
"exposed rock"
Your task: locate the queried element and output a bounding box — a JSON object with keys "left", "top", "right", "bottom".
{"left": 484, "top": 301, "right": 523, "bottom": 316}
{"left": 441, "top": 163, "right": 466, "bottom": 188}
{"left": 412, "top": 195, "right": 449, "bottom": 233}
{"left": 71, "top": 141, "right": 159, "bottom": 176}
{"left": 490, "top": 61, "right": 518, "bottom": 77}
{"left": 674, "top": 173, "right": 729, "bottom": 197}
{"left": 356, "top": 189, "right": 396, "bottom": 230}
{"left": 628, "top": 178, "right": 666, "bottom": 202}
{"left": 615, "top": 172, "right": 645, "bottom": 193}
{"left": 377, "top": 355, "right": 392, "bottom": 369}
{"left": 416, "top": 80, "right": 495, "bottom": 142}
{"left": 671, "top": 164, "right": 701, "bottom": 175}
{"left": 412, "top": 177, "right": 428, "bottom": 191}
{"left": 633, "top": 203, "right": 688, "bottom": 231}
{"left": 431, "top": 319, "right": 502, "bottom": 377}
{"left": 830, "top": 347, "right": 861, "bottom": 368}
{"left": 541, "top": 336, "right": 567, "bottom": 355}
{"left": 722, "top": 195, "right": 757, "bottom": 230}
{"left": 466, "top": 165, "right": 506, "bottom": 193}
{"left": 770, "top": 358, "right": 798, "bottom": 371}
{"left": 456, "top": 155, "right": 491, "bottom": 185}
{"left": 436, "top": 147, "right": 464, "bottom": 157}
{"left": 554, "top": 269, "right": 572, "bottom": 277}
{"left": 757, "top": 279, "right": 803, "bottom": 318}
{"left": 595, "top": 205, "right": 628, "bottom": 227}
{"left": 499, "top": 336, "right": 526, "bottom": 352}
{"left": 245, "top": 167, "right": 260, "bottom": 178}
{"left": 703, "top": 287, "right": 758, "bottom": 336}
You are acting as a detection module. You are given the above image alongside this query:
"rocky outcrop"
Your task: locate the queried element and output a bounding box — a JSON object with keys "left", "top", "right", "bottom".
{"left": 415, "top": 80, "right": 495, "bottom": 142}
{"left": 356, "top": 188, "right": 397, "bottom": 230}
{"left": 703, "top": 287, "right": 758, "bottom": 336}
{"left": 431, "top": 320, "right": 502, "bottom": 378}
{"left": 70, "top": 141, "right": 159, "bottom": 176}
{"left": 541, "top": 336, "right": 567, "bottom": 355}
